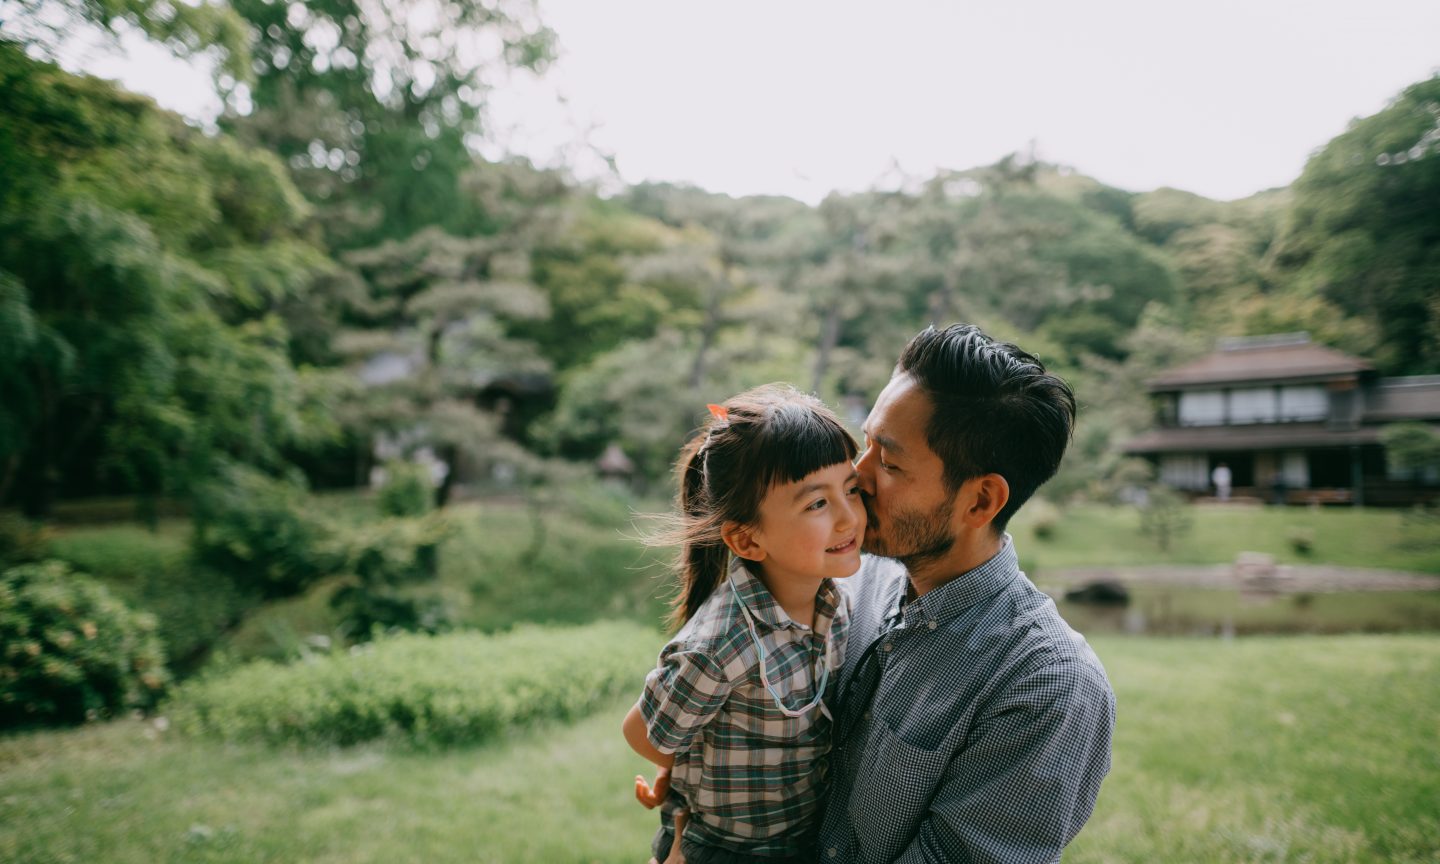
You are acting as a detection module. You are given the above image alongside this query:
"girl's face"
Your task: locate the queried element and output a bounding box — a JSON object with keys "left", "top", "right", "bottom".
{"left": 740, "top": 461, "right": 865, "bottom": 585}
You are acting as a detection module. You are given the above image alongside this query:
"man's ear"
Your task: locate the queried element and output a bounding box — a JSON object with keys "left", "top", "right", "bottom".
{"left": 959, "top": 473, "right": 1010, "bottom": 529}
{"left": 721, "top": 521, "right": 766, "bottom": 562}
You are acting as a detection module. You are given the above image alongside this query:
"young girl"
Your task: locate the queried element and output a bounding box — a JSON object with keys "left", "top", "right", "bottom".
{"left": 622, "top": 384, "right": 864, "bottom": 864}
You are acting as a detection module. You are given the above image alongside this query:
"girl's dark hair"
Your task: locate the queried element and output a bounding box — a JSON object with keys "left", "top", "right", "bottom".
{"left": 660, "top": 384, "right": 858, "bottom": 629}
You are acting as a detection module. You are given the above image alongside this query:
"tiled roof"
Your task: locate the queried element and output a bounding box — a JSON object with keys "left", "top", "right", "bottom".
{"left": 1123, "top": 423, "right": 1384, "bottom": 453}
{"left": 1148, "top": 337, "right": 1372, "bottom": 390}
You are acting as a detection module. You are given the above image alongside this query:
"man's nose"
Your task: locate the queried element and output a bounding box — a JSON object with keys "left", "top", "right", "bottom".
{"left": 855, "top": 447, "right": 877, "bottom": 496}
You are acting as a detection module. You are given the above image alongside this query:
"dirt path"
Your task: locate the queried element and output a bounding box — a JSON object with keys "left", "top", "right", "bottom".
{"left": 1045, "top": 563, "right": 1440, "bottom": 593}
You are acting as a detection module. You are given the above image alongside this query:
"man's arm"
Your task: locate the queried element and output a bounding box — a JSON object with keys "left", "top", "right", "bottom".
{"left": 893, "top": 659, "right": 1115, "bottom": 864}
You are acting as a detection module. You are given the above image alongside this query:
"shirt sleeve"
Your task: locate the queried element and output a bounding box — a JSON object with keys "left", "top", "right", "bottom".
{"left": 638, "top": 643, "right": 733, "bottom": 755}
{"left": 892, "top": 658, "right": 1115, "bottom": 864}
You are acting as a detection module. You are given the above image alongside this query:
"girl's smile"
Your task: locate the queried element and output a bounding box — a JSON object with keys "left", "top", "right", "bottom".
{"left": 725, "top": 461, "right": 866, "bottom": 620}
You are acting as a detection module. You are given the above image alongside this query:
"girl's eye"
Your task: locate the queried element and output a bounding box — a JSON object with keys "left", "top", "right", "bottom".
{"left": 847, "top": 485, "right": 862, "bottom": 496}
{"left": 806, "top": 498, "right": 828, "bottom": 511}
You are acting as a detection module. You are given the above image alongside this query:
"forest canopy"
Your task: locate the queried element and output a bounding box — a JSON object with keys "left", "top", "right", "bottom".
{"left": 2, "top": 9, "right": 1438, "bottom": 517}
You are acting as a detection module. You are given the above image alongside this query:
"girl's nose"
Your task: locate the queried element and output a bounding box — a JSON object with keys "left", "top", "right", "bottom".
{"left": 837, "top": 493, "right": 861, "bottom": 532}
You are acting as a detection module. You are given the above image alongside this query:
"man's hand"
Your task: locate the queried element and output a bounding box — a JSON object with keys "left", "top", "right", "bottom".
{"left": 635, "top": 766, "right": 671, "bottom": 809}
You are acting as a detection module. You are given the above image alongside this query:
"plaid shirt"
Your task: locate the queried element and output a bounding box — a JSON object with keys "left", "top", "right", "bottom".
{"left": 817, "top": 538, "right": 1115, "bottom": 864}
{"left": 640, "top": 556, "right": 850, "bottom": 857}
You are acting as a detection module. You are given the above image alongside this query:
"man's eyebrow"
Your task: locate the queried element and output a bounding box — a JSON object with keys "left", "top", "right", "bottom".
{"left": 869, "top": 432, "right": 905, "bottom": 457}
{"left": 791, "top": 470, "right": 860, "bottom": 502}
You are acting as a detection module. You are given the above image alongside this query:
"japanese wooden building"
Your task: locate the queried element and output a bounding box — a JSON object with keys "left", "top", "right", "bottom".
{"left": 1124, "top": 333, "right": 1440, "bottom": 505}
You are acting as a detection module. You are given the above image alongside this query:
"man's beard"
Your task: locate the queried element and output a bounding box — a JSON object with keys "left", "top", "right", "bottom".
{"left": 863, "top": 495, "right": 955, "bottom": 571}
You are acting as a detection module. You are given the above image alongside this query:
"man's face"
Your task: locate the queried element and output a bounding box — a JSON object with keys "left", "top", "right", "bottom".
{"left": 856, "top": 374, "right": 958, "bottom": 564}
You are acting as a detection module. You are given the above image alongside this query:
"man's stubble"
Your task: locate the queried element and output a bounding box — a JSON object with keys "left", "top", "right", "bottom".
{"left": 863, "top": 494, "right": 955, "bottom": 574}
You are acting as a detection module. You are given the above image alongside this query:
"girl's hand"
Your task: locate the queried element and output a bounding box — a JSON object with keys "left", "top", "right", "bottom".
{"left": 634, "top": 766, "right": 671, "bottom": 809}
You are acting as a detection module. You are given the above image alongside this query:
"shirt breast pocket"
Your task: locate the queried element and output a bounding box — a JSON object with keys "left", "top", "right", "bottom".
{"left": 850, "top": 722, "right": 952, "bottom": 854}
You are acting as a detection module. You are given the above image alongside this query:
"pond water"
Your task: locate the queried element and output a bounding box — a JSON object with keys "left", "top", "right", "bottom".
{"left": 1046, "top": 584, "right": 1440, "bottom": 636}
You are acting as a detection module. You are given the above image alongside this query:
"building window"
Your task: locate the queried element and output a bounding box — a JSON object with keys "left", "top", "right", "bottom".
{"left": 1229, "top": 388, "right": 1277, "bottom": 424}
{"left": 1279, "top": 386, "right": 1328, "bottom": 422}
{"left": 1160, "top": 454, "right": 1209, "bottom": 490}
{"left": 1178, "top": 390, "right": 1225, "bottom": 426}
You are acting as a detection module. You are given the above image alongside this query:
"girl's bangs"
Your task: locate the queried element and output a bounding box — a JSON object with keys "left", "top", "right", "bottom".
{"left": 752, "top": 404, "right": 858, "bottom": 490}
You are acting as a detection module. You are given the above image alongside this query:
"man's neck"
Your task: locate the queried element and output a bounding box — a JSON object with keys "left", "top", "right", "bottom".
{"left": 906, "top": 530, "right": 1003, "bottom": 599}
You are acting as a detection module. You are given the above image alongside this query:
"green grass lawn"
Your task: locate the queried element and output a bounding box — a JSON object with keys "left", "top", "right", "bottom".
{"left": 32, "top": 497, "right": 1439, "bottom": 665}
{"left": 4, "top": 634, "right": 1438, "bottom": 863}
{"left": 1010, "top": 503, "right": 1440, "bottom": 574}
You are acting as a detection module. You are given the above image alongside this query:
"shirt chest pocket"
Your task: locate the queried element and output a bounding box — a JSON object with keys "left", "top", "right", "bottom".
{"left": 850, "top": 722, "right": 952, "bottom": 853}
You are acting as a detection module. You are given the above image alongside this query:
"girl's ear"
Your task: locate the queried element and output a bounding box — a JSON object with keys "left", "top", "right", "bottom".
{"left": 721, "top": 521, "right": 766, "bottom": 562}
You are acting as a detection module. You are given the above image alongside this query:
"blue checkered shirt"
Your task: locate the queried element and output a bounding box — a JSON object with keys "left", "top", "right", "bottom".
{"left": 640, "top": 557, "right": 850, "bottom": 857}
{"left": 817, "top": 537, "right": 1115, "bottom": 863}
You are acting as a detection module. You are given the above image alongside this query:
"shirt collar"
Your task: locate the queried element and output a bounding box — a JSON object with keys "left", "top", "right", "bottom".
{"left": 898, "top": 533, "right": 1019, "bottom": 628}
{"left": 727, "top": 556, "right": 840, "bottom": 633}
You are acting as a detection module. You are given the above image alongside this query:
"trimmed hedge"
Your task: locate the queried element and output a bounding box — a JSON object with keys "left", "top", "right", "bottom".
{"left": 167, "top": 621, "right": 656, "bottom": 747}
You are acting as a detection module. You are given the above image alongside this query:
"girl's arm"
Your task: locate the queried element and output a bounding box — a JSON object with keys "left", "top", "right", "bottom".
{"left": 623, "top": 701, "right": 674, "bottom": 768}
{"left": 624, "top": 701, "right": 675, "bottom": 808}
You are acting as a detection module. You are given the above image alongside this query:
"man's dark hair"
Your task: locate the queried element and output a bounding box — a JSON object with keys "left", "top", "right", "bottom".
{"left": 897, "top": 323, "right": 1075, "bottom": 532}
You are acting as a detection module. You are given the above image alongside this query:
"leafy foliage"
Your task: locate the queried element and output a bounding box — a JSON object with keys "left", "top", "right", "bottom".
{"left": 1269, "top": 73, "right": 1440, "bottom": 374}
{"left": 48, "top": 526, "right": 258, "bottom": 672}
{"left": 166, "top": 621, "right": 654, "bottom": 747}
{"left": 1381, "top": 422, "right": 1440, "bottom": 474}
{"left": 376, "top": 460, "right": 435, "bottom": 517}
{"left": 1138, "top": 485, "right": 1193, "bottom": 552}
{"left": 328, "top": 512, "right": 450, "bottom": 635}
{"left": 1, "top": 560, "right": 170, "bottom": 726}
{"left": 192, "top": 465, "right": 340, "bottom": 599}
{"left": 0, "top": 44, "right": 333, "bottom": 516}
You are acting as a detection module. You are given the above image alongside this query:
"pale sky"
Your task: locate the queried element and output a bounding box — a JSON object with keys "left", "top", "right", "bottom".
{"left": 72, "top": 0, "right": 1440, "bottom": 204}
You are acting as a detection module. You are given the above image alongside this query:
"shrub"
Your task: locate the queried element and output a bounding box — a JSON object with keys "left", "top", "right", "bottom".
{"left": 329, "top": 513, "right": 451, "bottom": 636}
{"left": 0, "top": 514, "right": 51, "bottom": 568}
{"left": 1138, "top": 484, "right": 1193, "bottom": 552}
{"left": 166, "top": 621, "right": 656, "bottom": 747}
{"left": 376, "top": 460, "right": 435, "bottom": 518}
{"left": 49, "top": 526, "right": 259, "bottom": 673}
{"left": 1026, "top": 499, "right": 1061, "bottom": 541}
{"left": 192, "top": 465, "right": 341, "bottom": 598}
{"left": 0, "top": 560, "right": 170, "bottom": 727}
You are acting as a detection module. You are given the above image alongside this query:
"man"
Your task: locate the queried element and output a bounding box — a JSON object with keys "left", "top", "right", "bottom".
{"left": 816, "top": 324, "right": 1115, "bottom": 863}
{"left": 1212, "top": 462, "right": 1232, "bottom": 502}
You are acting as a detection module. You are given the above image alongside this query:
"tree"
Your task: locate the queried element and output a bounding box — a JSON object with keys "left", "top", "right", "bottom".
{"left": 1268, "top": 73, "right": 1440, "bottom": 374}
{"left": 334, "top": 216, "right": 552, "bottom": 503}
{"left": 1, "top": 0, "right": 252, "bottom": 83}
{"left": 0, "top": 45, "right": 332, "bottom": 515}
{"left": 220, "top": 0, "right": 556, "bottom": 248}
{"left": 1381, "top": 422, "right": 1440, "bottom": 476}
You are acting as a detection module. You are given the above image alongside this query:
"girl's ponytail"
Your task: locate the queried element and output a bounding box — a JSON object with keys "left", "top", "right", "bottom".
{"left": 670, "top": 435, "right": 729, "bottom": 629}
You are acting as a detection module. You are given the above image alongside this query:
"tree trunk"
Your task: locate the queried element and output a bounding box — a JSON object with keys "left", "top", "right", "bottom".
{"left": 0, "top": 454, "right": 18, "bottom": 509}
{"left": 521, "top": 493, "right": 547, "bottom": 565}
{"left": 434, "top": 444, "right": 457, "bottom": 508}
